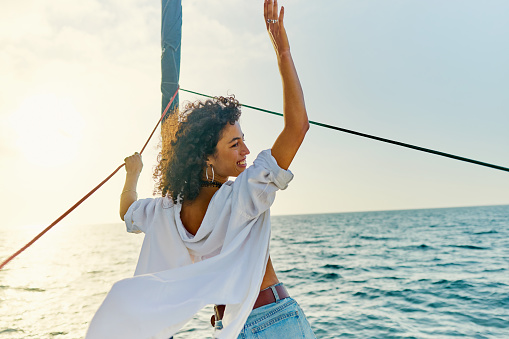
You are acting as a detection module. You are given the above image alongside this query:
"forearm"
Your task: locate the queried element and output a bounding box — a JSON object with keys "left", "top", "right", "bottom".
{"left": 278, "top": 51, "right": 309, "bottom": 131}
{"left": 265, "top": 1, "right": 309, "bottom": 169}
{"left": 119, "top": 173, "right": 139, "bottom": 220}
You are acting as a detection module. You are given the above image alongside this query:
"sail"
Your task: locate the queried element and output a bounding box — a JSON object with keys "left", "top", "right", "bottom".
{"left": 161, "top": 0, "right": 182, "bottom": 125}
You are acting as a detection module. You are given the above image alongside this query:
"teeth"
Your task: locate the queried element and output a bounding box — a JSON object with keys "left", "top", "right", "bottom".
{"left": 237, "top": 160, "right": 246, "bottom": 165}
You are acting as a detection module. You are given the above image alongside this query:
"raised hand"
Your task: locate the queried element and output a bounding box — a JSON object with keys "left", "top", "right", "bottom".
{"left": 124, "top": 152, "right": 143, "bottom": 175}
{"left": 264, "top": 0, "right": 290, "bottom": 59}
{"left": 263, "top": 1, "right": 309, "bottom": 171}
{"left": 120, "top": 152, "right": 142, "bottom": 220}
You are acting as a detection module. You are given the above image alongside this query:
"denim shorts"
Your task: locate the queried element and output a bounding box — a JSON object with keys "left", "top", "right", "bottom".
{"left": 215, "top": 286, "right": 316, "bottom": 338}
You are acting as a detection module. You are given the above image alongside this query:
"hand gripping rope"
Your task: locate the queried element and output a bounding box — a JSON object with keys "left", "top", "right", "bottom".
{"left": 2, "top": 86, "right": 508, "bottom": 270}
{"left": 0, "top": 87, "right": 179, "bottom": 270}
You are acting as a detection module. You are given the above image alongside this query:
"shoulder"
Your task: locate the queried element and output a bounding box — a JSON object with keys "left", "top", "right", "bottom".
{"left": 244, "top": 149, "right": 294, "bottom": 190}
{"left": 131, "top": 196, "right": 174, "bottom": 209}
{"left": 227, "top": 149, "right": 295, "bottom": 218}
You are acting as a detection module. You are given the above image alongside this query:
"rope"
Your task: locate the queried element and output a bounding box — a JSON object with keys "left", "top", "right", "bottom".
{"left": 180, "top": 88, "right": 509, "bottom": 173}
{"left": 0, "top": 87, "right": 179, "bottom": 270}
{"left": 2, "top": 85, "right": 507, "bottom": 270}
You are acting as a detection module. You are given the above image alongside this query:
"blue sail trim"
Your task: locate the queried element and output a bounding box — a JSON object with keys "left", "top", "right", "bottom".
{"left": 161, "top": 0, "right": 182, "bottom": 122}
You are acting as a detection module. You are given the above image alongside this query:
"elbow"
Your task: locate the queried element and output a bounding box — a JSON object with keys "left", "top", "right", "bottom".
{"left": 287, "top": 121, "right": 309, "bottom": 136}
{"left": 297, "top": 121, "right": 310, "bottom": 138}
{"left": 303, "top": 121, "right": 310, "bottom": 133}
{"left": 120, "top": 210, "right": 125, "bottom": 221}
{"left": 297, "top": 117, "right": 310, "bottom": 134}
{"left": 301, "top": 124, "right": 309, "bottom": 143}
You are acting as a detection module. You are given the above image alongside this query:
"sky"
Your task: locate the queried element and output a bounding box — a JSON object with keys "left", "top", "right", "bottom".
{"left": 1, "top": 0, "right": 508, "bottom": 232}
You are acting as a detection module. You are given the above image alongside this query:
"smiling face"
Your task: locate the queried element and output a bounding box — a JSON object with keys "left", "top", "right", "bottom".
{"left": 206, "top": 121, "right": 250, "bottom": 182}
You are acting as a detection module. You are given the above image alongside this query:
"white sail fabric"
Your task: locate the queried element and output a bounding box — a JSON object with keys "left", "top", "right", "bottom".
{"left": 86, "top": 149, "right": 293, "bottom": 339}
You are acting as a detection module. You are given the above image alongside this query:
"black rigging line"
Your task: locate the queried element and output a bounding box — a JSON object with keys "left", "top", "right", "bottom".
{"left": 180, "top": 88, "right": 509, "bottom": 173}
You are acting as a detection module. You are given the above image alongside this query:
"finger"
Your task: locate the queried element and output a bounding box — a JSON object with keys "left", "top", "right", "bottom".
{"left": 267, "top": 0, "right": 274, "bottom": 20}
{"left": 273, "top": 0, "right": 278, "bottom": 19}
{"left": 279, "top": 6, "right": 284, "bottom": 25}
{"left": 264, "top": 0, "right": 269, "bottom": 28}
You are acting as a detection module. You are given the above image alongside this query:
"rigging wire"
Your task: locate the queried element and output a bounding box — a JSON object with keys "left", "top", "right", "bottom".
{"left": 0, "top": 88, "right": 179, "bottom": 271}
{"left": 180, "top": 88, "right": 509, "bottom": 174}
{"left": 2, "top": 86, "right": 507, "bottom": 270}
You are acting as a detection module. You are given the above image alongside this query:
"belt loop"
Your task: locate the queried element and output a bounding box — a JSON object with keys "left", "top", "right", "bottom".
{"left": 270, "top": 285, "right": 280, "bottom": 302}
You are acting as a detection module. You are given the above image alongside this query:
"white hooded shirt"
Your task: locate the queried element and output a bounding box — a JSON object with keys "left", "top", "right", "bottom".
{"left": 86, "top": 149, "right": 294, "bottom": 339}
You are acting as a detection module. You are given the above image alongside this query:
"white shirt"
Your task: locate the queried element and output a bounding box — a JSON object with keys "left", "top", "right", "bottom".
{"left": 86, "top": 149, "right": 294, "bottom": 339}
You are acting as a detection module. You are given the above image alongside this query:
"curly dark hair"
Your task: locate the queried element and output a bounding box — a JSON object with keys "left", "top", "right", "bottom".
{"left": 153, "top": 95, "right": 242, "bottom": 204}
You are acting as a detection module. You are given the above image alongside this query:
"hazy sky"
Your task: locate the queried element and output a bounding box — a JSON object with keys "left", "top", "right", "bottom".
{"left": 1, "top": 0, "right": 508, "bottom": 232}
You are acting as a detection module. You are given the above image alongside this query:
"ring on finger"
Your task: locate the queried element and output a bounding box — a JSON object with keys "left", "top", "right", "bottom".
{"left": 266, "top": 19, "right": 278, "bottom": 24}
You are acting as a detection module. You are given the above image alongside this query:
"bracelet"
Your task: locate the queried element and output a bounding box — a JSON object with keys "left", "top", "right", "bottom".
{"left": 121, "top": 190, "right": 138, "bottom": 197}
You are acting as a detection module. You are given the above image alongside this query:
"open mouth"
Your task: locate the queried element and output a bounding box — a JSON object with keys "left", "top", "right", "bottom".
{"left": 236, "top": 159, "right": 247, "bottom": 166}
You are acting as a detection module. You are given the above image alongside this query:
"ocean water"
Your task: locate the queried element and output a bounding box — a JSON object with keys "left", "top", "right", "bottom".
{"left": 1, "top": 205, "right": 508, "bottom": 338}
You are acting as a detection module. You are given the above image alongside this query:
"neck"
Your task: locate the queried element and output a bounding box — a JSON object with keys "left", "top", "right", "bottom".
{"left": 183, "top": 185, "right": 219, "bottom": 207}
{"left": 200, "top": 180, "right": 223, "bottom": 188}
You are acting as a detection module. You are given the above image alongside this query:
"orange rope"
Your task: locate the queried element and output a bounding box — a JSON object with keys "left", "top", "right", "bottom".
{"left": 0, "top": 87, "right": 179, "bottom": 270}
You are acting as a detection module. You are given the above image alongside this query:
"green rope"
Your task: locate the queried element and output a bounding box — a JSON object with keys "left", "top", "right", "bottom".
{"left": 180, "top": 88, "right": 509, "bottom": 174}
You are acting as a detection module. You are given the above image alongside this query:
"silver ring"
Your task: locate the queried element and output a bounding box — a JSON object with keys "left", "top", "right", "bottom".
{"left": 267, "top": 19, "right": 278, "bottom": 24}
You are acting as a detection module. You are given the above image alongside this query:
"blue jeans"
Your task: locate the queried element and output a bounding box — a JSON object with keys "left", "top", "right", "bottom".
{"left": 215, "top": 286, "right": 316, "bottom": 338}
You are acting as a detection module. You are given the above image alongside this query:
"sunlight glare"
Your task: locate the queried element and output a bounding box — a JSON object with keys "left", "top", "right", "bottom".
{"left": 9, "top": 93, "right": 85, "bottom": 168}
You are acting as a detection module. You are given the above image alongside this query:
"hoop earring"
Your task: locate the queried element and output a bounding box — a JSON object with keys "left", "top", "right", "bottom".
{"left": 205, "top": 164, "right": 215, "bottom": 182}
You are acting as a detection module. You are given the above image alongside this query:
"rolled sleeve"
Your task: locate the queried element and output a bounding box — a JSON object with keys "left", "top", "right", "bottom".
{"left": 233, "top": 149, "right": 294, "bottom": 219}
{"left": 261, "top": 149, "right": 294, "bottom": 190}
{"left": 124, "top": 198, "right": 158, "bottom": 234}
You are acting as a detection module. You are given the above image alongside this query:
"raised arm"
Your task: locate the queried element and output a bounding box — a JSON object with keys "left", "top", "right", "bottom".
{"left": 264, "top": 0, "right": 309, "bottom": 170}
{"left": 119, "top": 152, "right": 143, "bottom": 221}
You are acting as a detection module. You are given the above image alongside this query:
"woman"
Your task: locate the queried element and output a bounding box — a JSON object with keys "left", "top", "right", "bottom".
{"left": 86, "top": 1, "right": 314, "bottom": 338}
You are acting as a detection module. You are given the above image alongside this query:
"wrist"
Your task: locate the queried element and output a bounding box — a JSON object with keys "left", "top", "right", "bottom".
{"left": 126, "top": 172, "right": 141, "bottom": 179}
{"left": 121, "top": 189, "right": 138, "bottom": 197}
{"left": 277, "top": 50, "right": 292, "bottom": 63}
